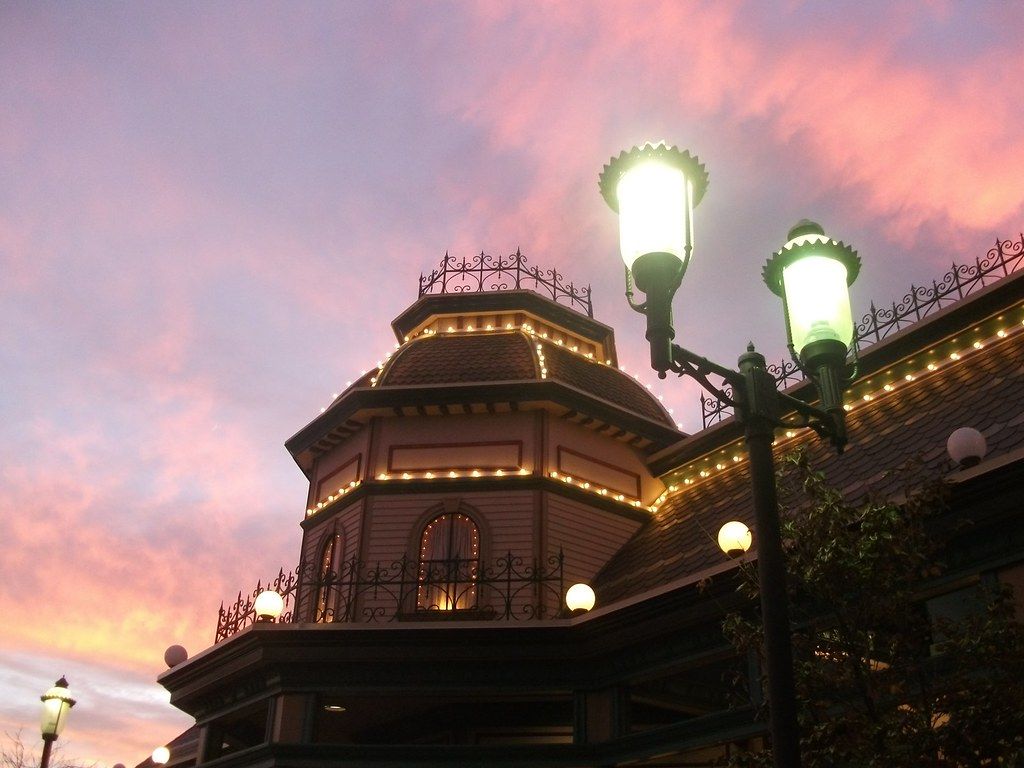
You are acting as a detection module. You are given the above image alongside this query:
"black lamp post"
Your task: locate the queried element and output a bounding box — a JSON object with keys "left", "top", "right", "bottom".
{"left": 599, "top": 142, "right": 860, "bottom": 768}
{"left": 39, "top": 677, "right": 75, "bottom": 768}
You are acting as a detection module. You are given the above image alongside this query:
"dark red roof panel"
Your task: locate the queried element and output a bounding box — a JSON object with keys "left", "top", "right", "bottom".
{"left": 381, "top": 332, "right": 537, "bottom": 386}
{"left": 541, "top": 342, "right": 673, "bottom": 425}
{"left": 377, "top": 332, "right": 675, "bottom": 427}
{"left": 594, "top": 333, "right": 1024, "bottom": 602}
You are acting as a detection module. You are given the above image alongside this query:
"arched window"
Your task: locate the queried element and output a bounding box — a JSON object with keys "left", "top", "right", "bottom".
{"left": 314, "top": 533, "right": 343, "bottom": 622}
{"left": 417, "top": 512, "right": 480, "bottom": 611}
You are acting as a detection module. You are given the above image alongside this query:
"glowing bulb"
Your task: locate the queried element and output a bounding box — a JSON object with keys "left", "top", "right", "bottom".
{"left": 718, "top": 521, "right": 752, "bottom": 558}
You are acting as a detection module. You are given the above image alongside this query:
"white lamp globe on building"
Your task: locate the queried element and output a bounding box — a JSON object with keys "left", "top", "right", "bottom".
{"left": 565, "top": 583, "right": 596, "bottom": 613}
{"left": 254, "top": 590, "right": 285, "bottom": 622}
{"left": 152, "top": 746, "right": 170, "bottom": 765}
{"left": 718, "top": 521, "right": 753, "bottom": 559}
{"left": 947, "top": 426, "right": 987, "bottom": 468}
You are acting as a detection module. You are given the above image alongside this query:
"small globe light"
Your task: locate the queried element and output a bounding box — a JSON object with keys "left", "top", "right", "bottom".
{"left": 151, "top": 746, "right": 170, "bottom": 765}
{"left": 40, "top": 677, "right": 75, "bottom": 738}
{"left": 565, "top": 583, "right": 596, "bottom": 613}
{"left": 254, "top": 590, "right": 284, "bottom": 622}
{"left": 163, "top": 645, "right": 188, "bottom": 668}
{"left": 947, "top": 427, "right": 986, "bottom": 468}
{"left": 718, "top": 521, "right": 752, "bottom": 558}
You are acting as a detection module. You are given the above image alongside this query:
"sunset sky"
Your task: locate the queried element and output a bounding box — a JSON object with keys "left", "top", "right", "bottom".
{"left": 2, "top": 1, "right": 1023, "bottom": 763}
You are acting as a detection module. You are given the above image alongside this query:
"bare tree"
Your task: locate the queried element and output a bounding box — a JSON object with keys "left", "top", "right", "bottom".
{"left": 1, "top": 730, "right": 95, "bottom": 768}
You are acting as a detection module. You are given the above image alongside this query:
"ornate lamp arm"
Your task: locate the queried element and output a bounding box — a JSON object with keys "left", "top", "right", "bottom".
{"left": 669, "top": 343, "right": 848, "bottom": 452}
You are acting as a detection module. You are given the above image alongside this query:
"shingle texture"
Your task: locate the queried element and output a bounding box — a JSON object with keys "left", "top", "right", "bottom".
{"left": 381, "top": 332, "right": 536, "bottom": 386}
{"left": 594, "top": 332, "right": 1024, "bottom": 603}
{"left": 379, "top": 331, "right": 675, "bottom": 426}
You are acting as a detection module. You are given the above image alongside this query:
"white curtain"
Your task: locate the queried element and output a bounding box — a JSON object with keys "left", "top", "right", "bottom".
{"left": 417, "top": 513, "right": 478, "bottom": 610}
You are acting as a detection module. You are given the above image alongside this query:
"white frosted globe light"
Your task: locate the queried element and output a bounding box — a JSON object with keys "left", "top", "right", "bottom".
{"left": 152, "top": 747, "right": 170, "bottom": 765}
{"left": 254, "top": 590, "right": 284, "bottom": 621}
{"left": 718, "top": 521, "right": 753, "bottom": 558}
{"left": 565, "top": 583, "right": 596, "bottom": 612}
{"left": 616, "top": 160, "right": 691, "bottom": 271}
{"left": 947, "top": 427, "right": 986, "bottom": 467}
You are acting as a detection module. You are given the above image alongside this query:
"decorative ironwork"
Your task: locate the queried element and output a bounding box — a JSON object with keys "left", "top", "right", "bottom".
{"left": 307, "top": 550, "right": 564, "bottom": 623}
{"left": 214, "top": 567, "right": 300, "bottom": 643}
{"left": 215, "top": 550, "right": 565, "bottom": 642}
{"left": 418, "top": 249, "right": 593, "bottom": 317}
{"left": 700, "top": 234, "right": 1024, "bottom": 428}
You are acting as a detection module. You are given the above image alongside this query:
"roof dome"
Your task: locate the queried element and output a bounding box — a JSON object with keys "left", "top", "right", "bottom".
{"left": 378, "top": 330, "right": 674, "bottom": 427}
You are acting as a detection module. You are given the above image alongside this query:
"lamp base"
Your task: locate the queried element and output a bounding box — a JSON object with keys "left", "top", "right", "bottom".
{"left": 631, "top": 252, "right": 685, "bottom": 376}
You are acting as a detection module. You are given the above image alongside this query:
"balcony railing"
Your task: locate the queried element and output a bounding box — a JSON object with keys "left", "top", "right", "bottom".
{"left": 215, "top": 550, "right": 565, "bottom": 643}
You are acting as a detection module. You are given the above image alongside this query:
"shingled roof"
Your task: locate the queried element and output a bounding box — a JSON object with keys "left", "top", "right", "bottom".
{"left": 594, "top": 274, "right": 1024, "bottom": 604}
{"left": 378, "top": 331, "right": 675, "bottom": 426}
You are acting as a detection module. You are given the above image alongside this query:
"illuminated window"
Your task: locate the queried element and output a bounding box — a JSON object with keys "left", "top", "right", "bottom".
{"left": 314, "top": 533, "right": 343, "bottom": 622}
{"left": 416, "top": 513, "right": 480, "bottom": 611}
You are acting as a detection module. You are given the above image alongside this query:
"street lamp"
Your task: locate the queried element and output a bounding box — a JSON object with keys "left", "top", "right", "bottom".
{"left": 39, "top": 677, "right": 75, "bottom": 768}
{"left": 599, "top": 141, "right": 860, "bottom": 768}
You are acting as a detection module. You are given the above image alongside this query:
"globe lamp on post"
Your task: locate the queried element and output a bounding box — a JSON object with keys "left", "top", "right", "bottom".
{"left": 600, "top": 141, "right": 861, "bottom": 768}
{"left": 151, "top": 746, "right": 170, "bottom": 766}
{"left": 763, "top": 219, "right": 861, "bottom": 442}
{"left": 599, "top": 142, "right": 708, "bottom": 376}
{"left": 39, "top": 677, "right": 75, "bottom": 768}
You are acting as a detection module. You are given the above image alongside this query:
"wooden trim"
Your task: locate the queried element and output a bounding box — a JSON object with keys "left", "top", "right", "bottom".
{"left": 315, "top": 454, "right": 362, "bottom": 502}
{"left": 387, "top": 441, "right": 524, "bottom": 473}
{"left": 557, "top": 446, "right": 641, "bottom": 499}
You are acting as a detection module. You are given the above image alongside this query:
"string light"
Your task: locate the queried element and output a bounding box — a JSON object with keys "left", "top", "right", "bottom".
{"left": 304, "top": 465, "right": 649, "bottom": 518}
{"left": 656, "top": 311, "right": 1022, "bottom": 500}
{"left": 308, "top": 316, "right": 677, "bottom": 424}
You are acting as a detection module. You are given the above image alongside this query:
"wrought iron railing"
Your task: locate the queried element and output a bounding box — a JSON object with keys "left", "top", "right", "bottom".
{"left": 215, "top": 550, "right": 565, "bottom": 643}
{"left": 419, "top": 250, "right": 593, "bottom": 317}
{"left": 700, "top": 234, "right": 1024, "bottom": 428}
{"left": 215, "top": 567, "right": 300, "bottom": 643}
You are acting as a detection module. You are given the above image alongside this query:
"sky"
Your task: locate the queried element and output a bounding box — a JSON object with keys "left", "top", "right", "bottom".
{"left": 1, "top": 1, "right": 1023, "bottom": 763}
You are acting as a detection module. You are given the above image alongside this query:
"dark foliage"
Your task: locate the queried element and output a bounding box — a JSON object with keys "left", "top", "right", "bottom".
{"left": 724, "top": 452, "right": 1024, "bottom": 767}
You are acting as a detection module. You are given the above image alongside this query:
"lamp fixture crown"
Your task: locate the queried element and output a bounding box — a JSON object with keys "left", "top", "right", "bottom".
{"left": 598, "top": 141, "right": 709, "bottom": 212}
{"left": 762, "top": 222, "right": 861, "bottom": 296}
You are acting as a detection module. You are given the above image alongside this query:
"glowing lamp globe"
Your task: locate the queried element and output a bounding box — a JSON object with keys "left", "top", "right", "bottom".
{"left": 763, "top": 220, "right": 860, "bottom": 367}
{"left": 40, "top": 677, "right": 75, "bottom": 738}
{"left": 565, "top": 583, "right": 596, "bottom": 613}
{"left": 152, "top": 747, "right": 170, "bottom": 765}
{"left": 947, "top": 427, "right": 986, "bottom": 468}
{"left": 254, "top": 590, "right": 284, "bottom": 622}
{"left": 598, "top": 142, "right": 709, "bottom": 289}
{"left": 718, "top": 521, "right": 752, "bottom": 558}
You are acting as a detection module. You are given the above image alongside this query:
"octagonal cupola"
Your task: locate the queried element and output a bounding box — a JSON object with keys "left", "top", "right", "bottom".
{"left": 284, "top": 251, "right": 681, "bottom": 625}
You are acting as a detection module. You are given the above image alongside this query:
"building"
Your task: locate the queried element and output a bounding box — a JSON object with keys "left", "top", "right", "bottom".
{"left": 147, "top": 240, "right": 1024, "bottom": 767}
